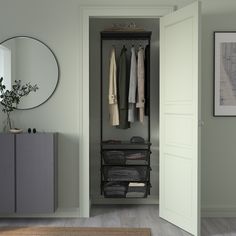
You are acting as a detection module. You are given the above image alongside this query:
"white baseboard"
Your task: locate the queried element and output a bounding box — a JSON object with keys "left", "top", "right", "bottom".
{"left": 0, "top": 208, "right": 80, "bottom": 218}
{"left": 91, "top": 196, "right": 159, "bottom": 205}
{"left": 202, "top": 205, "right": 236, "bottom": 217}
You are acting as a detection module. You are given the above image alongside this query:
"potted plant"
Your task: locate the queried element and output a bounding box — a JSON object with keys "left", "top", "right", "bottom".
{"left": 0, "top": 77, "right": 38, "bottom": 132}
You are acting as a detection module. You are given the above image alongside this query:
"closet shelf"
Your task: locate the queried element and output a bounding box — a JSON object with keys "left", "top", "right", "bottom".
{"left": 101, "top": 142, "right": 151, "bottom": 150}
{"left": 101, "top": 31, "right": 152, "bottom": 40}
{"left": 102, "top": 164, "right": 149, "bottom": 167}
{"left": 103, "top": 194, "right": 149, "bottom": 199}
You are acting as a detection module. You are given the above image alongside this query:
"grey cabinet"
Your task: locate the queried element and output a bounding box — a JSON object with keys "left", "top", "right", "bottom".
{"left": 0, "top": 134, "right": 15, "bottom": 213}
{"left": 0, "top": 133, "right": 57, "bottom": 214}
{"left": 16, "top": 133, "right": 58, "bottom": 214}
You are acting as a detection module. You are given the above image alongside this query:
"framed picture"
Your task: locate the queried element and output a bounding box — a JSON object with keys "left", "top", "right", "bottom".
{"left": 214, "top": 31, "right": 236, "bottom": 116}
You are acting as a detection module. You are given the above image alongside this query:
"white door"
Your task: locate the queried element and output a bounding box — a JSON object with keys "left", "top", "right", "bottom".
{"left": 159, "top": 2, "right": 201, "bottom": 235}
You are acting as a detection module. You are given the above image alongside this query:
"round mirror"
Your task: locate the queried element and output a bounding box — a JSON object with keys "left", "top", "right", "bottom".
{"left": 0, "top": 36, "right": 59, "bottom": 109}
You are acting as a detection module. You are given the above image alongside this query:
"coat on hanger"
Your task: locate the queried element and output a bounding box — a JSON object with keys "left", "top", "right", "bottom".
{"left": 136, "top": 46, "right": 145, "bottom": 123}
{"left": 108, "top": 47, "right": 119, "bottom": 126}
{"left": 128, "top": 46, "right": 137, "bottom": 122}
{"left": 117, "top": 45, "right": 130, "bottom": 129}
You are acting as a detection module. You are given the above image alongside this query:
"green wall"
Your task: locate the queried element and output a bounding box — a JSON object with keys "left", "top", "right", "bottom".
{"left": 201, "top": 0, "right": 236, "bottom": 215}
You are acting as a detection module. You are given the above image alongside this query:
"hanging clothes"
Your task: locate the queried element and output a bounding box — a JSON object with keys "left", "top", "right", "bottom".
{"left": 144, "top": 45, "right": 150, "bottom": 116}
{"left": 117, "top": 45, "right": 130, "bottom": 129}
{"left": 136, "top": 46, "right": 145, "bottom": 123}
{"left": 128, "top": 46, "right": 137, "bottom": 122}
{"left": 108, "top": 47, "right": 119, "bottom": 126}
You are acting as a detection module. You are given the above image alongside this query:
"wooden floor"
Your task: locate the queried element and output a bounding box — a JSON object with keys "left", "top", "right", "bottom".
{"left": 0, "top": 205, "right": 235, "bottom": 236}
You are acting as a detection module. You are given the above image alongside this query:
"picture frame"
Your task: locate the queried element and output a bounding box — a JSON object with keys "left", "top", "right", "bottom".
{"left": 214, "top": 31, "right": 236, "bottom": 116}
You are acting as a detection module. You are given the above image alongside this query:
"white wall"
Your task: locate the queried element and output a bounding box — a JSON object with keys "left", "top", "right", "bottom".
{"left": 1, "top": 0, "right": 236, "bottom": 216}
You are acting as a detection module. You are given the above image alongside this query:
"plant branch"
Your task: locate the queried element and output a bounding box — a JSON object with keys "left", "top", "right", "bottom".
{"left": 0, "top": 77, "right": 39, "bottom": 129}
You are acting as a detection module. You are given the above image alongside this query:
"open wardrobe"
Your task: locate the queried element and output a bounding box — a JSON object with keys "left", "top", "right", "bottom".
{"left": 83, "top": 2, "right": 201, "bottom": 235}
{"left": 89, "top": 18, "right": 159, "bottom": 202}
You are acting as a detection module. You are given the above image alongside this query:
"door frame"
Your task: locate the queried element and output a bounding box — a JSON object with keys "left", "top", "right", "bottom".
{"left": 78, "top": 5, "right": 174, "bottom": 217}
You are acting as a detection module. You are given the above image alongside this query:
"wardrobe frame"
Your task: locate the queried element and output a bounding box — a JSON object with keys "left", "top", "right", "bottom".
{"left": 100, "top": 31, "right": 152, "bottom": 197}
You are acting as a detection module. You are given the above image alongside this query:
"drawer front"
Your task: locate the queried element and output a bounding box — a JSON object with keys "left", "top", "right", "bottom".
{"left": 103, "top": 166, "right": 149, "bottom": 182}
{"left": 102, "top": 150, "right": 150, "bottom": 165}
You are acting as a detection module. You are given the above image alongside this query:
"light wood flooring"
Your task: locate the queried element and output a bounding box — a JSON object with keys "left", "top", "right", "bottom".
{"left": 0, "top": 205, "right": 235, "bottom": 236}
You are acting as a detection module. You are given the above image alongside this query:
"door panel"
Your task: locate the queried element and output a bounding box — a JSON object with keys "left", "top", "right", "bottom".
{"left": 160, "top": 2, "right": 201, "bottom": 235}
{"left": 164, "top": 18, "right": 194, "bottom": 102}
{"left": 164, "top": 154, "right": 192, "bottom": 217}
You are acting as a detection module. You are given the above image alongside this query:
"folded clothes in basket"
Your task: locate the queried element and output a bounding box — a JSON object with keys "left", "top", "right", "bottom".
{"left": 104, "top": 182, "right": 127, "bottom": 192}
{"left": 126, "top": 152, "right": 146, "bottom": 160}
{"left": 125, "top": 160, "right": 147, "bottom": 165}
{"left": 126, "top": 182, "right": 146, "bottom": 198}
{"left": 104, "top": 182, "right": 127, "bottom": 197}
{"left": 128, "top": 186, "right": 146, "bottom": 192}
{"left": 106, "top": 167, "right": 143, "bottom": 181}
{"left": 129, "top": 182, "right": 145, "bottom": 187}
{"left": 103, "top": 151, "right": 125, "bottom": 164}
{"left": 106, "top": 191, "right": 126, "bottom": 197}
{"left": 128, "top": 185, "right": 146, "bottom": 193}
{"left": 126, "top": 192, "right": 145, "bottom": 198}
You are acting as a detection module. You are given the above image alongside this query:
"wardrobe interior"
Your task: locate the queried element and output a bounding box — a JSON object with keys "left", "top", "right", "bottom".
{"left": 89, "top": 18, "right": 160, "bottom": 204}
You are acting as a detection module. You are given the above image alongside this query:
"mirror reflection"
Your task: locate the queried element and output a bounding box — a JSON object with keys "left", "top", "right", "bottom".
{"left": 0, "top": 36, "right": 59, "bottom": 109}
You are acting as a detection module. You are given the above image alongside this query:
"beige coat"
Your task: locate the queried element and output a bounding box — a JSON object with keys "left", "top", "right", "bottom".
{"left": 136, "top": 47, "right": 145, "bottom": 123}
{"left": 108, "top": 47, "right": 119, "bottom": 126}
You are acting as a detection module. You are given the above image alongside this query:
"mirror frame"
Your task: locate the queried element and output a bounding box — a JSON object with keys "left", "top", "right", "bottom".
{"left": 0, "top": 36, "right": 60, "bottom": 110}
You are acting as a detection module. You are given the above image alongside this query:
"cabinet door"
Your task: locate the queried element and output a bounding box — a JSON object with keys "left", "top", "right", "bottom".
{"left": 0, "top": 134, "right": 15, "bottom": 213}
{"left": 16, "top": 133, "right": 56, "bottom": 214}
{"left": 160, "top": 2, "right": 201, "bottom": 236}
